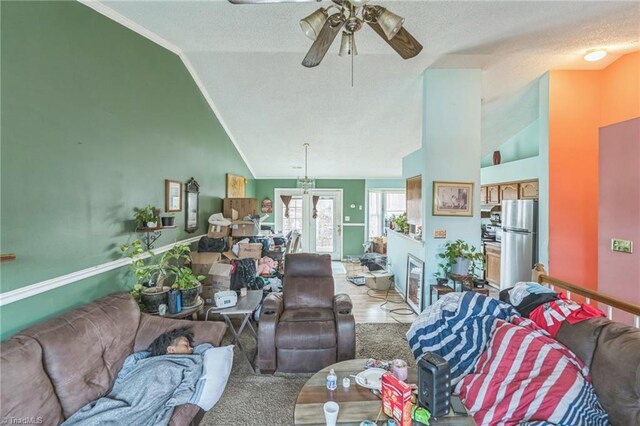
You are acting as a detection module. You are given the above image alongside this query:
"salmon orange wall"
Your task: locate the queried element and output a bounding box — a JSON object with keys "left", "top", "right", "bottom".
{"left": 549, "top": 53, "right": 640, "bottom": 291}
{"left": 600, "top": 52, "right": 640, "bottom": 126}
{"left": 548, "top": 71, "right": 601, "bottom": 290}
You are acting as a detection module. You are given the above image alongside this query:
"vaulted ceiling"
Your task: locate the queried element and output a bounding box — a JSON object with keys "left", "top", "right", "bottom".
{"left": 92, "top": 0, "right": 639, "bottom": 178}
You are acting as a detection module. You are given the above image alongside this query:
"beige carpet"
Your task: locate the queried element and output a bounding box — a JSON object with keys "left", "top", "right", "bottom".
{"left": 202, "top": 322, "right": 412, "bottom": 426}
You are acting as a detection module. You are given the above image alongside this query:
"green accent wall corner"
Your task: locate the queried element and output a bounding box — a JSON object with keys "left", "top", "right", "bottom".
{"left": 1, "top": 1, "right": 253, "bottom": 339}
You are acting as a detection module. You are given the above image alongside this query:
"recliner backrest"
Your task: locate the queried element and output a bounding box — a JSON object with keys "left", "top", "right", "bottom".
{"left": 283, "top": 253, "right": 334, "bottom": 310}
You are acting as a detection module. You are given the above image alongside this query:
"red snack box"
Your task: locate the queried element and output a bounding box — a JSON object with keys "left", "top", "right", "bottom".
{"left": 381, "top": 371, "right": 412, "bottom": 426}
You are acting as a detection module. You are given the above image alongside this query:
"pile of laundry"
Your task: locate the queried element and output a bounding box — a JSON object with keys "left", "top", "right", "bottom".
{"left": 500, "top": 281, "right": 605, "bottom": 337}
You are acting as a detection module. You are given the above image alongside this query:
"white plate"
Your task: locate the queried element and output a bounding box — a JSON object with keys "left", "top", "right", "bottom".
{"left": 354, "top": 368, "right": 386, "bottom": 390}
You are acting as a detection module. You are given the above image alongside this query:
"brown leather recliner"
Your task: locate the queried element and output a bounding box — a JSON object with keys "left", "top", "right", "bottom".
{"left": 257, "top": 253, "right": 355, "bottom": 373}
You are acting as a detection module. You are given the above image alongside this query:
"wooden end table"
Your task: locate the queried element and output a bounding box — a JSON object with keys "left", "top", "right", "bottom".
{"left": 153, "top": 297, "right": 204, "bottom": 320}
{"left": 294, "top": 359, "right": 475, "bottom": 425}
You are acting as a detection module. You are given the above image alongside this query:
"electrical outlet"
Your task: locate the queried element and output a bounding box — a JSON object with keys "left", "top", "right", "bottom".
{"left": 345, "top": 216, "right": 350, "bottom": 222}
{"left": 611, "top": 239, "right": 633, "bottom": 253}
{"left": 434, "top": 229, "right": 446, "bottom": 239}
{"left": 359, "top": 205, "right": 363, "bottom": 210}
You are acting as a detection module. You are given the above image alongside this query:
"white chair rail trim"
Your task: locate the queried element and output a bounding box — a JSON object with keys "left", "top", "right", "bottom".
{"left": 0, "top": 235, "right": 204, "bottom": 307}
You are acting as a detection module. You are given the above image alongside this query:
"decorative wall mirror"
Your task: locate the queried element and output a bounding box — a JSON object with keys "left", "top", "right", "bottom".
{"left": 185, "top": 177, "right": 200, "bottom": 233}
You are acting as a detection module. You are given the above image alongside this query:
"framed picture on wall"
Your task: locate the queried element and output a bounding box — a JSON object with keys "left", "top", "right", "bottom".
{"left": 406, "top": 254, "right": 424, "bottom": 314}
{"left": 433, "top": 181, "right": 474, "bottom": 216}
{"left": 226, "top": 173, "right": 246, "bottom": 198}
{"left": 165, "top": 179, "right": 182, "bottom": 212}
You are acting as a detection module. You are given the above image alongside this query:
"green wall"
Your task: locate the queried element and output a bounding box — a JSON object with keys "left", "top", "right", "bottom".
{"left": 255, "top": 179, "right": 366, "bottom": 256}
{"left": 0, "top": 1, "right": 253, "bottom": 339}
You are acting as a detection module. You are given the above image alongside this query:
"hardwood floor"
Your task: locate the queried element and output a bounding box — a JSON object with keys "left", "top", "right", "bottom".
{"left": 333, "top": 262, "right": 417, "bottom": 324}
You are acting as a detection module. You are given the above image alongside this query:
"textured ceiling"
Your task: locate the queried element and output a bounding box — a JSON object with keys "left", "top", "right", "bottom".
{"left": 97, "top": 0, "right": 640, "bottom": 178}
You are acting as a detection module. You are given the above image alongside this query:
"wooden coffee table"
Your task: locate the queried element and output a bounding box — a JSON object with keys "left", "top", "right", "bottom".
{"left": 294, "top": 359, "right": 475, "bottom": 425}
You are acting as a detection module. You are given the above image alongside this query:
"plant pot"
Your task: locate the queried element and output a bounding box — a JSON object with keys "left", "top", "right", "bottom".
{"left": 146, "top": 221, "right": 158, "bottom": 228}
{"left": 473, "top": 278, "right": 486, "bottom": 288}
{"left": 436, "top": 277, "right": 449, "bottom": 287}
{"left": 180, "top": 282, "right": 202, "bottom": 308}
{"left": 161, "top": 216, "right": 175, "bottom": 227}
{"left": 451, "top": 257, "right": 471, "bottom": 276}
{"left": 140, "top": 286, "right": 170, "bottom": 313}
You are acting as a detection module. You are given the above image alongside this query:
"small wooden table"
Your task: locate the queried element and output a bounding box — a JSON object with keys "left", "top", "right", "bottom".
{"left": 430, "top": 284, "right": 454, "bottom": 305}
{"left": 294, "top": 359, "right": 474, "bottom": 425}
{"left": 154, "top": 297, "right": 204, "bottom": 320}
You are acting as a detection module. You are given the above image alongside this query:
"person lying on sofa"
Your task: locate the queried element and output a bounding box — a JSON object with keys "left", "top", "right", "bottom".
{"left": 148, "top": 327, "right": 195, "bottom": 356}
{"left": 62, "top": 327, "right": 224, "bottom": 426}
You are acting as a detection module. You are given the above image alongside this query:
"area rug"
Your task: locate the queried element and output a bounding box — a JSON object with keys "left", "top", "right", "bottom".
{"left": 202, "top": 322, "right": 412, "bottom": 426}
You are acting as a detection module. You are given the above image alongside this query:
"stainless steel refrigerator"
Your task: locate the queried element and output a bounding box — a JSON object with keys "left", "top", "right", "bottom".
{"left": 500, "top": 200, "right": 538, "bottom": 290}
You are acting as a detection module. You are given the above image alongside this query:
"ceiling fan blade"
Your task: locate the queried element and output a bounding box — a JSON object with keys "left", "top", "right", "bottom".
{"left": 302, "top": 15, "right": 346, "bottom": 68}
{"left": 228, "top": 0, "right": 317, "bottom": 4}
{"left": 368, "top": 22, "right": 423, "bottom": 60}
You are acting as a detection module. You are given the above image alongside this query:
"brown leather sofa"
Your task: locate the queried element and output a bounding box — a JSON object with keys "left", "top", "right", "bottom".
{"left": 257, "top": 253, "right": 355, "bottom": 373}
{"left": 0, "top": 292, "right": 227, "bottom": 426}
{"left": 555, "top": 317, "right": 640, "bottom": 425}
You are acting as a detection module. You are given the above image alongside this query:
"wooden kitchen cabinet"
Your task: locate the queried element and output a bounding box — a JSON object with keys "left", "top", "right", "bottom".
{"left": 486, "top": 185, "right": 500, "bottom": 205}
{"left": 480, "top": 186, "right": 488, "bottom": 205}
{"left": 519, "top": 180, "right": 539, "bottom": 199}
{"left": 485, "top": 242, "right": 501, "bottom": 286}
{"left": 500, "top": 183, "right": 518, "bottom": 201}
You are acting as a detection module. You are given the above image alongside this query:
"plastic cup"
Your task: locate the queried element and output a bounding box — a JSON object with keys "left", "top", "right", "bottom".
{"left": 323, "top": 401, "right": 339, "bottom": 426}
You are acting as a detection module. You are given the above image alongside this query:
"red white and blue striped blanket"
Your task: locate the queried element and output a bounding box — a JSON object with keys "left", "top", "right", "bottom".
{"left": 406, "top": 292, "right": 609, "bottom": 425}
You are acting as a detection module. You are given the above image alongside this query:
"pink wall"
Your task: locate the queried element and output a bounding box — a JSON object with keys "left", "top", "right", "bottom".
{"left": 598, "top": 118, "right": 640, "bottom": 324}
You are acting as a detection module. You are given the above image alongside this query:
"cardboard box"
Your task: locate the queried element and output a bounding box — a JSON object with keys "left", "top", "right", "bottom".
{"left": 231, "top": 220, "right": 258, "bottom": 237}
{"left": 381, "top": 372, "right": 412, "bottom": 426}
{"left": 363, "top": 271, "right": 394, "bottom": 291}
{"left": 238, "top": 243, "right": 262, "bottom": 260}
{"left": 199, "top": 261, "right": 233, "bottom": 305}
{"left": 207, "top": 224, "right": 230, "bottom": 239}
{"left": 223, "top": 198, "right": 258, "bottom": 220}
{"left": 190, "top": 252, "right": 222, "bottom": 276}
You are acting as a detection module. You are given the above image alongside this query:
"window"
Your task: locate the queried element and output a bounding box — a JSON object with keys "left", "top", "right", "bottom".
{"left": 368, "top": 190, "right": 406, "bottom": 238}
{"left": 282, "top": 196, "right": 303, "bottom": 235}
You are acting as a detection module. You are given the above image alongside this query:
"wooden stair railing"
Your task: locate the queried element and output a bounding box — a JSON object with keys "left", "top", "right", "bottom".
{"left": 538, "top": 274, "right": 640, "bottom": 328}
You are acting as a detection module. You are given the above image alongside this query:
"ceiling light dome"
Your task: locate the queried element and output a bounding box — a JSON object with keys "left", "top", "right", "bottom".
{"left": 584, "top": 49, "right": 607, "bottom": 62}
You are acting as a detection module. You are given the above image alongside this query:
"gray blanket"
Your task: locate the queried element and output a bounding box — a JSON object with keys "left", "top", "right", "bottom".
{"left": 62, "top": 345, "right": 209, "bottom": 426}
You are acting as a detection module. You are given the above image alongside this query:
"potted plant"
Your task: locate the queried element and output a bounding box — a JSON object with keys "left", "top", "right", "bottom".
{"left": 170, "top": 267, "right": 205, "bottom": 308}
{"left": 437, "top": 239, "right": 484, "bottom": 278}
{"left": 134, "top": 205, "right": 160, "bottom": 228}
{"left": 470, "top": 255, "right": 487, "bottom": 288}
{"left": 160, "top": 243, "right": 203, "bottom": 308}
{"left": 393, "top": 212, "right": 409, "bottom": 234}
{"left": 120, "top": 240, "right": 169, "bottom": 313}
{"left": 161, "top": 212, "right": 176, "bottom": 227}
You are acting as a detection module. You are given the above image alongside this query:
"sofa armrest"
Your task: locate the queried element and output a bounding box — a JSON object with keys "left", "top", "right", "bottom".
{"left": 257, "top": 292, "right": 283, "bottom": 373}
{"left": 134, "top": 313, "right": 227, "bottom": 353}
{"left": 333, "top": 294, "right": 355, "bottom": 362}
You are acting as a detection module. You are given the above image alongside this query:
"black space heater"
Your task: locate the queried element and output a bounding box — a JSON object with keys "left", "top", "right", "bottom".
{"left": 417, "top": 351, "right": 451, "bottom": 418}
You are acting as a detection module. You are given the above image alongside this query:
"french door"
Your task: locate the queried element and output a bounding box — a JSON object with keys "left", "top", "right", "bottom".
{"left": 274, "top": 189, "right": 343, "bottom": 260}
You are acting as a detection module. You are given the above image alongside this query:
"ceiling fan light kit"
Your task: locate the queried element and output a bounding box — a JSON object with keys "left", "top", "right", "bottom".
{"left": 339, "top": 31, "right": 358, "bottom": 56}
{"left": 300, "top": 8, "right": 328, "bottom": 40}
{"left": 228, "top": 0, "right": 422, "bottom": 68}
{"left": 376, "top": 7, "right": 404, "bottom": 40}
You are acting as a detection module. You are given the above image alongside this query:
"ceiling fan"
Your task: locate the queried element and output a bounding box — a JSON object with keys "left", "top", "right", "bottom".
{"left": 228, "top": 0, "right": 423, "bottom": 68}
